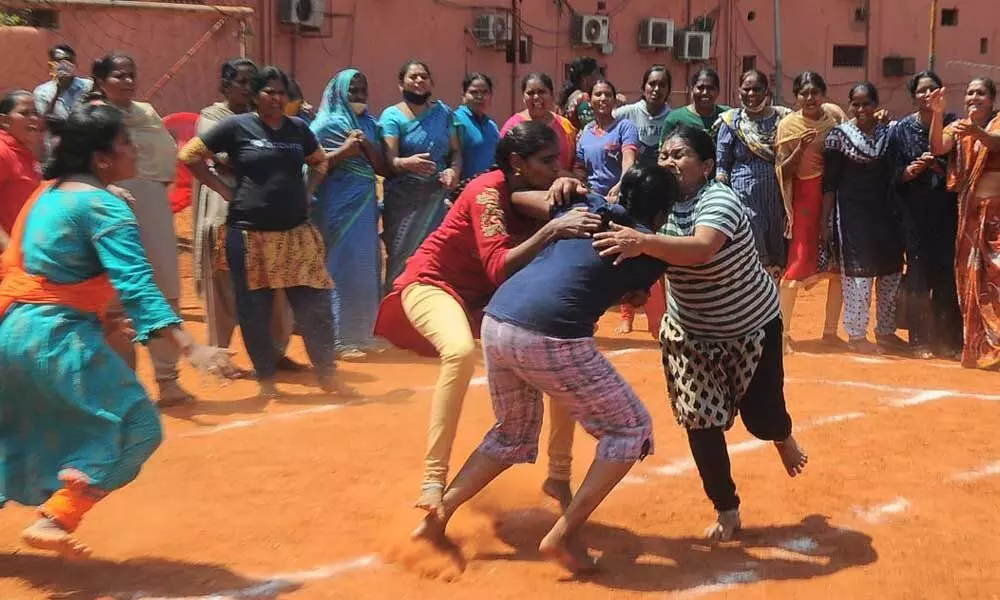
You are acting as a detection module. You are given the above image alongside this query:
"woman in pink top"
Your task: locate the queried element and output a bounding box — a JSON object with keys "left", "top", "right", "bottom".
{"left": 501, "top": 73, "right": 577, "bottom": 173}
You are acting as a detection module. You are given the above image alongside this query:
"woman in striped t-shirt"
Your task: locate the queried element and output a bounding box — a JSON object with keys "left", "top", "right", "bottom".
{"left": 593, "top": 124, "right": 807, "bottom": 542}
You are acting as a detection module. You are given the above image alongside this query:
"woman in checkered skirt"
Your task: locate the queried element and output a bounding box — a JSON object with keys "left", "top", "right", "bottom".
{"left": 593, "top": 124, "right": 808, "bottom": 543}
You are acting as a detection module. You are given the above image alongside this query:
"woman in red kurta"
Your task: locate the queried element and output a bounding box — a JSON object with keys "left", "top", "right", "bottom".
{"left": 375, "top": 121, "right": 600, "bottom": 517}
{"left": 0, "top": 91, "right": 43, "bottom": 251}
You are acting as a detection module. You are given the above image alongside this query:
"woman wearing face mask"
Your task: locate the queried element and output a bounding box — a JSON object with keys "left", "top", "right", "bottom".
{"left": 192, "top": 60, "right": 299, "bottom": 371}
{"left": 85, "top": 52, "right": 193, "bottom": 405}
{"left": 823, "top": 83, "right": 905, "bottom": 354}
{"left": 310, "top": 68, "right": 386, "bottom": 360}
{"left": 0, "top": 104, "right": 238, "bottom": 559}
{"left": 454, "top": 72, "right": 501, "bottom": 180}
{"left": 593, "top": 124, "right": 807, "bottom": 544}
{"left": 501, "top": 73, "right": 577, "bottom": 173}
{"left": 379, "top": 60, "right": 462, "bottom": 291}
{"left": 0, "top": 90, "right": 43, "bottom": 253}
{"left": 928, "top": 77, "right": 1000, "bottom": 370}
{"left": 573, "top": 80, "right": 638, "bottom": 201}
{"left": 659, "top": 68, "right": 730, "bottom": 142}
{"left": 614, "top": 65, "right": 672, "bottom": 168}
{"left": 716, "top": 70, "right": 791, "bottom": 283}
{"left": 774, "top": 71, "right": 847, "bottom": 353}
{"left": 886, "top": 71, "right": 963, "bottom": 360}
{"left": 374, "top": 121, "right": 601, "bottom": 517}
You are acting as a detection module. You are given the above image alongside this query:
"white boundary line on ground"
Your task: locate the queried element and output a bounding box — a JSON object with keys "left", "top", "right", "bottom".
{"left": 851, "top": 498, "right": 911, "bottom": 524}
{"left": 951, "top": 460, "right": 1000, "bottom": 482}
{"left": 117, "top": 554, "right": 380, "bottom": 600}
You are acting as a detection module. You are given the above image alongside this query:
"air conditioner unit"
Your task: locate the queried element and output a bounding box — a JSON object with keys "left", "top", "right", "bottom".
{"left": 638, "top": 17, "right": 675, "bottom": 49}
{"left": 883, "top": 56, "right": 917, "bottom": 77}
{"left": 472, "top": 12, "right": 513, "bottom": 48}
{"left": 571, "top": 14, "right": 610, "bottom": 46}
{"left": 281, "top": 0, "right": 324, "bottom": 28}
{"left": 674, "top": 30, "right": 711, "bottom": 61}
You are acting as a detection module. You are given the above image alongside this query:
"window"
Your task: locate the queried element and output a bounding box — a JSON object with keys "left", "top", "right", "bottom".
{"left": 0, "top": 8, "right": 58, "bottom": 28}
{"left": 742, "top": 55, "right": 757, "bottom": 72}
{"left": 832, "top": 45, "right": 866, "bottom": 68}
{"left": 941, "top": 8, "right": 958, "bottom": 26}
{"left": 981, "top": 37, "right": 989, "bottom": 55}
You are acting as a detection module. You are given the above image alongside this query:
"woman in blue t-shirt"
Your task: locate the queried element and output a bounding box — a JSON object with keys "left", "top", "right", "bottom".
{"left": 573, "top": 80, "right": 639, "bottom": 202}
{"left": 379, "top": 60, "right": 462, "bottom": 292}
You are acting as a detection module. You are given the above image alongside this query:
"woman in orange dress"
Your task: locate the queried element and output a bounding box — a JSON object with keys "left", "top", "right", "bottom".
{"left": 774, "top": 72, "right": 846, "bottom": 352}
{"left": 928, "top": 78, "right": 1000, "bottom": 369}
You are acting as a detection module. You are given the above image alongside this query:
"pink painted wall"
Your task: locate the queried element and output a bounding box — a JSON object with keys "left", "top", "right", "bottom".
{"left": 1, "top": 0, "right": 997, "bottom": 120}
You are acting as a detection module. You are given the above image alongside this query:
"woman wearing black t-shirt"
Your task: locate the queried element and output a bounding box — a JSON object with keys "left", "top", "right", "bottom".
{"left": 180, "top": 66, "right": 355, "bottom": 399}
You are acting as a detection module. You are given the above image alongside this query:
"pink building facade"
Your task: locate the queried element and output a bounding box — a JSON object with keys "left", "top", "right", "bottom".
{"left": 1, "top": 0, "right": 997, "bottom": 119}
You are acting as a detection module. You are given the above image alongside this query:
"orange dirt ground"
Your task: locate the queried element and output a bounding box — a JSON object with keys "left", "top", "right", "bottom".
{"left": 2, "top": 208, "right": 999, "bottom": 599}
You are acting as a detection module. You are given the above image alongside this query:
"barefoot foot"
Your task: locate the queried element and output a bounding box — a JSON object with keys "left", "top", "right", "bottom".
{"left": 22, "top": 518, "right": 92, "bottom": 559}
{"left": 414, "top": 484, "right": 445, "bottom": 520}
{"left": 318, "top": 373, "right": 361, "bottom": 398}
{"left": 775, "top": 435, "right": 808, "bottom": 477}
{"left": 539, "top": 524, "right": 598, "bottom": 575}
{"left": 614, "top": 320, "right": 634, "bottom": 335}
{"left": 541, "top": 478, "right": 573, "bottom": 512}
{"left": 704, "top": 508, "right": 741, "bottom": 542}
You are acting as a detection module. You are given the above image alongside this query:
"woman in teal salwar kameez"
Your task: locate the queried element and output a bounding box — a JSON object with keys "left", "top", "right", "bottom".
{"left": 0, "top": 105, "right": 236, "bottom": 559}
{"left": 379, "top": 60, "right": 462, "bottom": 292}
{"left": 311, "top": 69, "right": 385, "bottom": 358}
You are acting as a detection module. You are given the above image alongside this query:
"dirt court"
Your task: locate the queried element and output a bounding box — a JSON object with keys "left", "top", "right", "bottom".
{"left": 2, "top": 209, "right": 999, "bottom": 599}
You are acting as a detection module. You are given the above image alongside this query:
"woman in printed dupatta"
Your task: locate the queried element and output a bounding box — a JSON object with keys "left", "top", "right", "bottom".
{"left": 822, "top": 82, "right": 905, "bottom": 354}
{"left": 379, "top": 60, "right": 461, "bottom": 292}
{"left": 311, "top": 68, "right": 385, "bottom": 359}
{"left": 716, "top": 69, "right": 791, "bottom": 282}
{"left": 193, "top": 59, "right": 301, "bottom": 373}
{"left": 774, "top": 71, "right": 846, "bottom": 353}
{"left": 886, "top": 71, "right": 963, "bottom": 360}
{"left": 928, "top": 77, "right": 1000, "bottom": 370}
{"left": 84, "top": 51, "right": 193, "bottom": 404}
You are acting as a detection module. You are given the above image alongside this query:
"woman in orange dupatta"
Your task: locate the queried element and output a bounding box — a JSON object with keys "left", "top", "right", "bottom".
{"left": 0, "top": 105, "right": 237, "bottom": 559}
{"left": 774, "top": 72, "right": 846, "bottom": 352}
{"left": 928, "top": 78, "right": 1000, "bottom": 369}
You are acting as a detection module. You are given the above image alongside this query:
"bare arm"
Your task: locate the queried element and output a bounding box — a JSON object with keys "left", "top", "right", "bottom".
{"left": 0, "top": 227, "right": 9, "bottom": 252}
{"left": 305, "top": 148, "right": 329, "bottom": 198}
{"left": 186, "top": 161, "right": 233, "bottom": 202}
{"left": 593, "top": 223, "right": 728, "bottom": 267}
{"left": 358, "top": 135, "right": 388, "bottom": 176}
{"left": 929, "top": 108, "right": 955, "bottom": 156}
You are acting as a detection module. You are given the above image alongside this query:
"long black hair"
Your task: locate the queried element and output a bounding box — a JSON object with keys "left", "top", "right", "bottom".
{"left": 398, "top": 60, "right": 433, "bottom": 84}
{"left": 495, "top": 120, "right": 558, "bottom": 177}
{"left": 617, "top": 164, "right": 680, "bottom": 230}
{"left": 558, "top": 56, "right": 603, "bottom": 108}
{"left": 970, "top": 76, "right": 998, "bottom": 100}
{"left": 521, "top": 72, "right": 555, "bottom": 94}
{"left": 251, "top": 65, "right": 290, "bottom": 94}
{"left": 792, "top": 71, "right": 827, "bottom": 96}
{"left": 43, "top": 104, "right": 125, "bottom": 181}
{"left": 908, "top": 70, "right": 943, "bottom": 97}
{"left": 849, "top": 81, "right": 880, "bottom": 105}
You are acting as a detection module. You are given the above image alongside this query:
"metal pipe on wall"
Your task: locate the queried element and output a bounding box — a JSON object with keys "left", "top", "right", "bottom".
{"left": 928, "top": 0, "right": 938, "bottom": 70}
{"left": 9, "top": 0, "right": 253, "bottom": 15}
{"left": 772, "top": 0, "right": 783, "bottom": 105}
{"left": 510, "top": 0, "right": 519, "bottom": 116}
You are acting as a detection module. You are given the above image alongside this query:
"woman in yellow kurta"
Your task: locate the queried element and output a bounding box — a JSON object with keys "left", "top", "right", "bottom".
{"left": 774, "top": 72, "right": 846, "bottom": 352}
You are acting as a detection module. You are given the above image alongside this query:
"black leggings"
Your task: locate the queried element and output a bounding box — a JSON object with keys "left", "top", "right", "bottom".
{"left": 686, "top": 317, "right": 792, "bottom": 512}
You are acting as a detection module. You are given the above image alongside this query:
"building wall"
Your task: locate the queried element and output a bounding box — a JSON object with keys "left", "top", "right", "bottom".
{"left": 0, "top": 0, "right": 997, "bottom": 119}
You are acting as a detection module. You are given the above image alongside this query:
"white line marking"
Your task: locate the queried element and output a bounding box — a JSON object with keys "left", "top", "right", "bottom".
{"left": 606, "top": 348, "right": 645, "bottom": 358}
{"left": 890, "top": 390, "right": 954, "bottom": 407}
{"left": 785, "top": 378, "right": 1000, "bottom": 402}
{"left": 952, "top": 460, "right": 1000, "bottom": 482}
{"left": 853, "top": 497, "right": 910, "bottom": 523}
{"left": 648, "top": 412, "right": 865, "bottom": 478}
{"left": 181, "top": 404, "right": 349, "bottom": 438}
{"left": 673, "top": 568, "right": 760, "bottom": 598}
{"left": 779, "top": 536, "right": 819, "bottom": 554}
{"left": 118, "top": 554, "right": 379, "bottom": 599}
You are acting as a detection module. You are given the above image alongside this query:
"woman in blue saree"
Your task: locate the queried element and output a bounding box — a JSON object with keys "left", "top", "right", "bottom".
{"left": 311, "top": 69, "right": 385, "bottom": 358}
{"left": 379, "top": 60, "right": 461, "bottom": 292}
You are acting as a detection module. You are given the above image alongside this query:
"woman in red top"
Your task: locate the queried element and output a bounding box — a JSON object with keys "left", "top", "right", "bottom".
{"left": 0, "top": 90, "right": 43, "bottom": 252}
{"left": 375, "top": 121, "right": 600, "bottom": 516}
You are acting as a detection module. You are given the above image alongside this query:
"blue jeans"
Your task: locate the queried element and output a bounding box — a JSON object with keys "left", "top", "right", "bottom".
{"left": 226, "top": 226, "right": 336, "bottom": 380}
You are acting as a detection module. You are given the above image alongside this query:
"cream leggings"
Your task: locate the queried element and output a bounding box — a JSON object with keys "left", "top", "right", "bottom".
{"left": 401, "top": 283, "right": 575, "bottom": 491}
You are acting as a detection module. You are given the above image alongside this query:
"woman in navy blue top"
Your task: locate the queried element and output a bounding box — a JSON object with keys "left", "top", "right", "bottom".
{"left": 412, "top": 165, "right": 679, "bottom": 575}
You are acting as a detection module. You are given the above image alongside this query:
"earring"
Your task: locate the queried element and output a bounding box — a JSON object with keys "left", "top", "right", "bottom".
{"left": 514, "top": 168, "right": 523, "bottom": 176}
